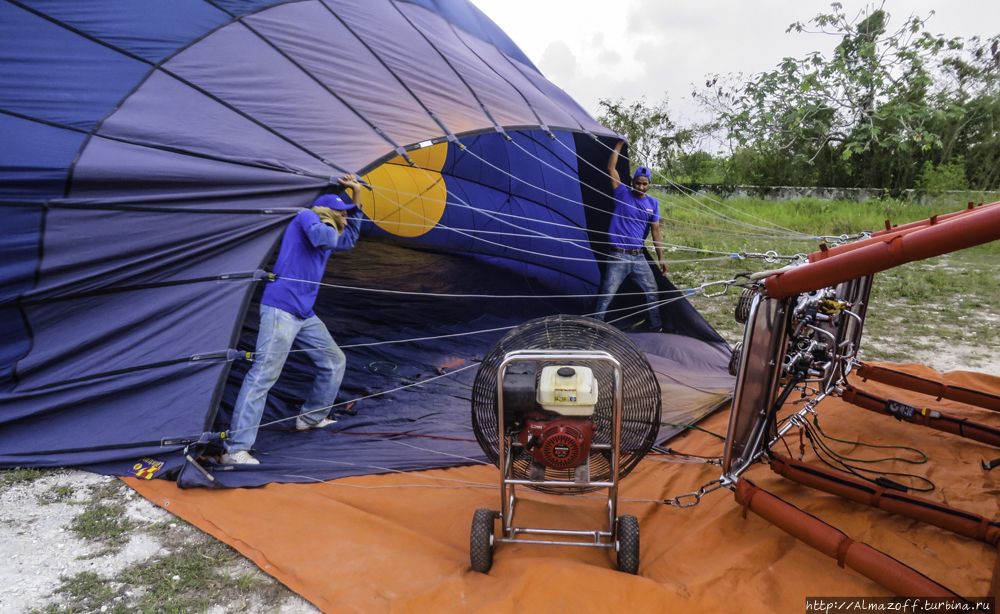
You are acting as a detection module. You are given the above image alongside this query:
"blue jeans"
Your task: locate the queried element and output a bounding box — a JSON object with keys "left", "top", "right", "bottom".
{"left": 593, "top": 252, "right": 662, "bottom": 328}
{"left": 226, "top": 305, "right": 346, "bottom": 453}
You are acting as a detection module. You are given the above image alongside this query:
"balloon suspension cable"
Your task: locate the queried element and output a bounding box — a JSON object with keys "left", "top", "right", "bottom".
{"left": 580, "top": 136, "right": 819, "bottom": 240}
{"left": 502, "top": 135, "right": 806, "bottom": 239}
{"left": 247, "top": 287, "right": 704, "bottom": 359}
{"left": 224, "top": 363, "right": 480, "bottom": 437}
{"left": 364, "top": 160, "right": 752, "bottom": 256}
{"left": 552, "top": 135, "right": 816, "bottom": 239}
{"left": 459, "top": 138, "right": 807, "bottom": 240}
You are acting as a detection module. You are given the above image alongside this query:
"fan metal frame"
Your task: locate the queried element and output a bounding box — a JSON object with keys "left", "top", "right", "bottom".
{"left": 494, "top": 349, "right": 625, "bottom": 550}
{"left": 471, "top": 315, "right": 662, "bottom": 495}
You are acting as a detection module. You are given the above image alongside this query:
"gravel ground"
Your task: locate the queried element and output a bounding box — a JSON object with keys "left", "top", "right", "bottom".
{"left": 0, "top": 471, "right": 319, "bottom": 614}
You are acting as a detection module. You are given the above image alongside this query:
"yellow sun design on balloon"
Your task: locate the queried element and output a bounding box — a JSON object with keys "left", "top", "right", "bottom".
{"left": 359, "top": 142, "right": 448, "bottom": 238}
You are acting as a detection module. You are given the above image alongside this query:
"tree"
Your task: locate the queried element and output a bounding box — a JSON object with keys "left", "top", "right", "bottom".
{"left": 596, "top": 96, "right": 692, "bottom": 173}
{"left": 697, "top": 3, "right": 972, "bottom": 188}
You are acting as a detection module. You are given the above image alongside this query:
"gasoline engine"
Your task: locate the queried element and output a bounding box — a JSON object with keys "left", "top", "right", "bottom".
{"left": 469, "top": 315, "right": 662, "bottom": 575}
{"left": 506, "top": 365, "right": 597, "bottom": 475}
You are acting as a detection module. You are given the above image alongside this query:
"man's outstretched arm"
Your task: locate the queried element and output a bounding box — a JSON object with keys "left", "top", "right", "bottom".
{"left": 607, "top": 140, "right": 624, "bottom": 190}
{"left": 649, "top": 222, "right": 667, "bottom": 274}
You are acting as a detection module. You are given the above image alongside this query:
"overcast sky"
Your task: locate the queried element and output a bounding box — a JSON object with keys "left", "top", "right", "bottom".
{"left": 472, "top": 0, "right": 1000, "bottom": 127}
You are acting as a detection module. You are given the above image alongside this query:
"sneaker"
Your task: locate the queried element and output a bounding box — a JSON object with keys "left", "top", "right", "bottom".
{"left": 221, "top": 451, "right": 260, "bottom": 465}
{"left": 295, "top": 415, "right": 336, "bottom": 431}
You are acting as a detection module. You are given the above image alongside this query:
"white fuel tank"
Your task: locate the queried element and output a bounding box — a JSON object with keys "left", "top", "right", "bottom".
{"left": 536, "top": 366, "right": 598, "bottom": 416}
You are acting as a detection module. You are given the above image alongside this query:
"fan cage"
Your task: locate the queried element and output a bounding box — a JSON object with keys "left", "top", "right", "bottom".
{"left": 471, "top": 314, "right": 661, "bottom": 494}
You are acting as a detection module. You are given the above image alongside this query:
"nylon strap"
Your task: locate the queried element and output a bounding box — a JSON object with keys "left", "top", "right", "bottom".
{"left": 869, "top": 485, "right": 887, "bottom": 508}
{"left": 837, "top": 537, "right": 855, "bottom": 568}
{"left": 741, "top": 484, "right": 761, "bottom": 519}
{"left": 977, "top": 518, "right": 991, "bottom": 542}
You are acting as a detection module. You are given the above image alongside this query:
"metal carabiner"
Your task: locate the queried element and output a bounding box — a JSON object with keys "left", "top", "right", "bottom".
{"left": 701, "top": 280, "right": 730, "bottom": 298}
{"left": 667, "top": 492, "right": 701, "bottom": 508}
{"left": 697, "top": 479, "right": 723, "bottom": 498}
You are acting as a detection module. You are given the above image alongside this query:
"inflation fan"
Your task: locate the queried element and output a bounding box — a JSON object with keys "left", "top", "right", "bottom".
{"left": 469, "top": 314, "right": 661, "bottom": 574}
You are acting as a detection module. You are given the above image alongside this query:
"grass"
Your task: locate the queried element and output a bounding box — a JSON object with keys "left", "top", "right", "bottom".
{"left": 34, "top": 539, "right": 278, "bottom": 614}
{"left": 24, "top": 477, "right": 291, "bottom": 614}
{"left": 0, "top": 467, "right": 57, "bottom": 492}
{"left": 652, "top": 192, "right": 1000, "bottom": 366}
{"left": 67, "top": 480, "right": 135, "bottom": 548}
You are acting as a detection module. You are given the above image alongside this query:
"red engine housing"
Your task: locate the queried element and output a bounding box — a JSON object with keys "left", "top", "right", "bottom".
{"left": 517, "top": 414, "right": 595, "bottom": 469}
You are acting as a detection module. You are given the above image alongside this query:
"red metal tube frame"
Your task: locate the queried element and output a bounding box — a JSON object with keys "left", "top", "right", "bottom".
{"left": 766, "top": 202, "right": 1000, "bottom": 300}
{"left": 768, "top": 453, "right": 1000, "bottom": 545}
{"left": 734, "top": 478, "right": 962, "bottom": 598}
{"left": 856, "top": 362, "right": 1000, "bottom": 413}
{"left": 841, "top": 385, "right": 1000, "bottom": 449}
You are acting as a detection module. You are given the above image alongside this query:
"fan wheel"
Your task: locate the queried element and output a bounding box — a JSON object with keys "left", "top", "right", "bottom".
{"left": 616, "top": 514, "right": 640, "bottom": 574}
{"left": 470, "top": 508, "right": 496, "bottom": 573}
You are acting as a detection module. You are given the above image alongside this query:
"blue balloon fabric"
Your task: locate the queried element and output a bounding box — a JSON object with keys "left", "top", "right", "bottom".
{"left": 0, "top": 0, "right": 730, "bottom": 486}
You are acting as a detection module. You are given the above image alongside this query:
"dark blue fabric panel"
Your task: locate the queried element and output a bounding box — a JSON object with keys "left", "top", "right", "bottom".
{"left": 444, "top": 133, "right": 509, "bottom": 191}
{"left": 18, "top": 0, "right": 230, "bottom": 64}
{"left": 164, "top": 21, "right": 390, "bottom": 172}
{"left": 68, "top": 135, "right": 319, "bottom": 202}
{"left": 0, "top": 114, "right": 87, "bottom": 201}
{"left": 206, "top": 0, "right": 538, "bottom": 73}
{"left": 397, "top": 0, "right": 537, "bottom": 71}
{"left": 395, "top": 3, "right": 536, "bottom": 128}
{"left": 452, "top": 27, "right": 582, "bottom": 130}
{"left": 0, "top": 205, "right": 43, "bottom": 392}
{"left": 0, "top": 205, "right": 43, "bottom": 303}
{"left": 0, "top": 307, "right": 30, "bottom": 393}
{"left": 15, "top": 278, "right": 255, "bottom": 390}
{"left": 98, "top": 71, "right": 334, "bottom": 177}
{"left": 511, "top": 62, "right": 609, "bottom": 135}
{"left": 208, "top": 0, "right": 287, "bottom": 18}
{"left": 329, "top": 0, "right": 489, "bottom": 136}
{"left": 244, "top": 2, "right": 444, "bottom": 149}
{"left": 0, "top": 360, "right": 223, "bottom": 464}
{"left": 0, "top": 2, "right": 151, "bottom": 131}
{"left": 514, "top": 131, "right": 585, "bottom": 215}
{"left": 29, "top": 205, "right": 289, "bottom": 300}
{"left": 365, "top": 131, "right": 598, "bottom": 294}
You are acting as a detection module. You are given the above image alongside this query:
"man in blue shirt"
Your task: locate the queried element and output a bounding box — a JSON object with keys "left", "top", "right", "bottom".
{"left": 593, "top": 140, "right": 666, "bottom": 331}
{"left": 223, "top": 174, "right": 365, "bottom": 465}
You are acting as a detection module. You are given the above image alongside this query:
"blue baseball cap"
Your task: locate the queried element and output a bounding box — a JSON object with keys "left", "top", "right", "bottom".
{"left": 633, "top": 167, "right": 651, "bottom": 181}
{"left": 312, "top": 193, "right": 356, "bottom": 211}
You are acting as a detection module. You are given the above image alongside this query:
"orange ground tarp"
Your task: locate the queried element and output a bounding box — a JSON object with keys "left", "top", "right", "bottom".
{"left": 126, "top": 363, "right": 1000, "bottom": 613}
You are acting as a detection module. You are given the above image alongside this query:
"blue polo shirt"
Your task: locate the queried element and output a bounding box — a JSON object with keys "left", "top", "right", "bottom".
{"left": 607, "top": 184, "right": 660, "bottom": 251}
{"left": 262, "top": 204, "right": 362, "bottom": 319}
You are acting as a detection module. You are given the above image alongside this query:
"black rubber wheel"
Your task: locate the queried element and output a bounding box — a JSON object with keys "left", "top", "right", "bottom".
{"left": 470, "top": 508, "right": 496, "bottom": 573}
{"left": 616, "top": 515, "right": 640, "bottom": 574}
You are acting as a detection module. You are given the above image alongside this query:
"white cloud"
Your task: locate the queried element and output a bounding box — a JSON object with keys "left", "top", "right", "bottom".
{"left": 597, "top": 49, "right": 622, "bottom": 66}
{"left": 538, "top": 40, "right": 578, "bottom": 82}
{"left": 472, "top": 0, "right": 1000, "bottom": 122}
